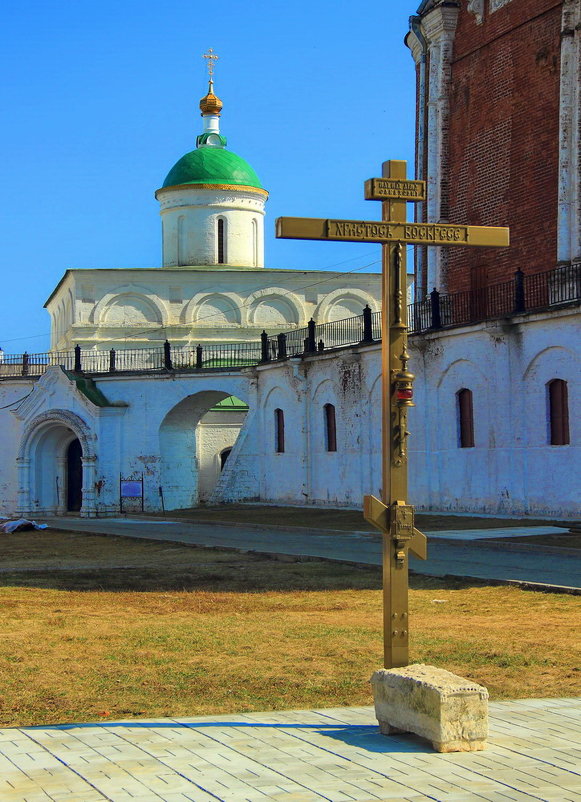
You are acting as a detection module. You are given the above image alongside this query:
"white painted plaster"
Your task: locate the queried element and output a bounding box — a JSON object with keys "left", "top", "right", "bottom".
{"left": 45, "top": 268, "right": 381, "bottom": 351}
{"left": 1, "top": 306, "right": 578, "bottom": 519}
{"left": 314, "top": 287, "right": 379, "bottom": 323}
{"left": 157, "top": 186, "right": 267, "bottom": 268}
{"left": 202, "top": 114, "right": 220, "bottom": 135}
{"left": 197, "top": 410, "right": 247, "bottom": 501}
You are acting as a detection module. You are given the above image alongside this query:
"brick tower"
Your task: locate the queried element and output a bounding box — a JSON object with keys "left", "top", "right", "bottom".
{"left": 406, "top": 0, "right": 580, "bottom": 300}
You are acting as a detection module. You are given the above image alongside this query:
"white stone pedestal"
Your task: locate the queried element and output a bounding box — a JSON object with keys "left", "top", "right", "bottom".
{"left": 371, "top": 663, "right": 489, "bottom": 752}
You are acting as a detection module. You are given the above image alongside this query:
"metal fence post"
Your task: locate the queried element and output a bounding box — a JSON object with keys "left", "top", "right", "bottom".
{"left": 261, "top": 330, "right": 270, "bottom": 362}
{"left": 430, "top": 288, "right": 442, "bottom": 329}
{"left": 362, "top": 304, "right": 373, "bottom": 342}
{"left": 164, "top": 340, "right": 172, "bottom": 370}
{"left": 22, "top": 352, "right": 29, "bottom": 376}
{"left": 514, "top": 269, "right": 525, "bottom": 313}
{"left": 277, "top": 333, "right": 287, "bottom": 360}
{"left": 109, "top": 348, "right": 116, "bottom": 373}
{"left": 306, "top": 319, "right": 317, "bottom": 353}
{"left": 74, "top": 344, "right": 82, "bottom": 372}
{"left": 196, "top": 344, "right": 203, "bottom": 369}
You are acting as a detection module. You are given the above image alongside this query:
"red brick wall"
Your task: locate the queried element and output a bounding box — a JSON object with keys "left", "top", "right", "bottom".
{"left": 443, "top": 0, "right": 562, "bottom": 293}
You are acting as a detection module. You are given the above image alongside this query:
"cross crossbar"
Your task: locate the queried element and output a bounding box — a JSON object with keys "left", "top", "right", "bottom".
{"left": 276, "top": 217, "right": 510, "bottom": 247}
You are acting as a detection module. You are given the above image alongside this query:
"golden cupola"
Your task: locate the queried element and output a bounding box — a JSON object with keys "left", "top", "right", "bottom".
{"left": 199, "top": 80, "right": 223, "bottom": 116}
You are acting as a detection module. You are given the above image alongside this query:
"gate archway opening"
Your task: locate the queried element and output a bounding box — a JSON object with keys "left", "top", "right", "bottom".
{"left": 17, "top": 410, "right": 97, "bottom": 518}
{"left": 159, "top": 391, "right": 249, "bottom": 510}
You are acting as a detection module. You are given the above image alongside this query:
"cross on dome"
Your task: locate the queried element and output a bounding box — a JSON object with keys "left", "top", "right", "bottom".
{"left": 202, "top": 48, "right": 219, "bottom": 87}
{"left": 199, "top": 48, "right": 223, "bottom": 118}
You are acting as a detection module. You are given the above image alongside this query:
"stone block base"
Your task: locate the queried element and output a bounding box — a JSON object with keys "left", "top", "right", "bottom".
{"left": 371, "top": 663, "right": 488, "bottom": 753}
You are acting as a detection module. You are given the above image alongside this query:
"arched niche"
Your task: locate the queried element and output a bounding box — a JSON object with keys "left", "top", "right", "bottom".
{"left": 193, "top": 294, "right": 241, "bottom": 326}
{"left": 181, "top": 291, "right": 243, "bottom": 325}
{"left": 246, "top": 288, "right": 304, "bottom": 329}
{"left": 316, "top": 289, "right": 377, "bottom": 323}
{"left": 249, "top": 295, "right": 299, "bottom": 327}
{"left": 100, "top": 293, "right": 164, "bottom": 326}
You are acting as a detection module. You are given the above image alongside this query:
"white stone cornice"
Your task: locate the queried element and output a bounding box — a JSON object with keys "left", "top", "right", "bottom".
{"left": 158, "top": 187, "right": 266, "bottom": 213}
{"left": 422, "top": 4, "right": 460, "bottom": 44}
{"left": 406, "top": 29, "right": 424, "bottom": 65}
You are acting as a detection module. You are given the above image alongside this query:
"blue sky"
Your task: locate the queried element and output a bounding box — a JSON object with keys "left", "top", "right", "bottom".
{"left": 0, "top": 1, "right": 417, "bottom": 352}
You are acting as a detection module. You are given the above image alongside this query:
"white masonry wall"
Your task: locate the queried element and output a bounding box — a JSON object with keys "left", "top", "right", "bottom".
{"left": 197, "top": 409, "right": 247, "bottom": 502}
{"left": 217, "top": 306, "right": 580, "bottom": 518}
{"left": 408, "top": 306, "right": 580, "bottom": 518}
{"left": 46, "top": 267, "right": 381, "bottom": 352}
{"left": 157, "top": 186, "right": 267, "bottom": 268}
{"left": 0, "top": 305, "right": 578, "bottom": 519}
{"left": 0, "top": 367, "right": 256, "bottom": 517}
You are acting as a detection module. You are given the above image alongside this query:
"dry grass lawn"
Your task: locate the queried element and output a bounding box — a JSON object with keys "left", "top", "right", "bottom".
{"left": 0, "top": 530, "right": 579, "bottom": 727}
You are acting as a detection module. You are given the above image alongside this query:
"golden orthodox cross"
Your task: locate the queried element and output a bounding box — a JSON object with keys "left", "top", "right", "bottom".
{"left": 276, "top": 160, "right": 509, "bottom": 668}
{"left": 202, "top": 48, "right": 219, "bottom": 80}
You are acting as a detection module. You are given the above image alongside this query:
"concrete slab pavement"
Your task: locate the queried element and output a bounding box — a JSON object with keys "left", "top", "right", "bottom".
{"left": 1, "top": 699, "right": 579, "bottom": 801}
{"left": 46, "top": 517, "right": 581, "bottom": 590}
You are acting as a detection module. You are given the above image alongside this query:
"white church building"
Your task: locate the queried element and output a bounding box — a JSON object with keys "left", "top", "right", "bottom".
{"left": 0, "top": 13, "right": 579, "bottom": 521}
{"left": 0, "top": 79, "right": 384, "bottom": 518}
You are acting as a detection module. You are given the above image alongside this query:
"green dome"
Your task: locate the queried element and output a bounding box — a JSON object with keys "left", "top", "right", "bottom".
{"left": 162, "top": 147, "right": 263, "bottom": 189}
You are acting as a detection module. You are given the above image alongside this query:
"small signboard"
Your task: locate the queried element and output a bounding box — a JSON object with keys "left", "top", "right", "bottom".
{"left": 364, "top": 177, "right": 426, "bottom": 202}
{"left": 120, "top": 474, "right": 144, "bottom": 513}
{"left": 120, "top": 480, "right": 143, "bottom": 498}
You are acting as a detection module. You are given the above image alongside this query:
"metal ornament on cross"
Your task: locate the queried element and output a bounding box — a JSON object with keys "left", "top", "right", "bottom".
{"left": 202, "top": 48, "right": 219, "bottom": 92}
{"left": 276, "top": 160, "right": 510, "bottom": 668}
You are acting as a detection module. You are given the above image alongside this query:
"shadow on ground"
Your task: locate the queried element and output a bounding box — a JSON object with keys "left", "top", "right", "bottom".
{"left": 29, "top": 719, "right": 431, "bottom": 754}
{"left": 0, "top": 563, "right": 494, "bottom": 593}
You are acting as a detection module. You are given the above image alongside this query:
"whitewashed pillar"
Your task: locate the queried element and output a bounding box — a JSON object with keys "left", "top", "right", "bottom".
{"left": 15, "top": 458, "right": 31, "bottom": 517}
{"left": 557, "top": 0, "right": 581, "bottom": 264}
{"left": 422, "top": 5, "right": 459, "bottom": 292}
{"left": 80, "top": 456, "right": 97, "bottom": 517}
{"left": 56, "top": 456, "right": 67, "bottom": 514}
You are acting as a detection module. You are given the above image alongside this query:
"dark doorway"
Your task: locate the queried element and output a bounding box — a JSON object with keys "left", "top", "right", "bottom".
{"left": 67, "top": 438, "right": 83, "bottom": 511}
{"left": 220, "top": 448, "right": 232, "bottom": 471}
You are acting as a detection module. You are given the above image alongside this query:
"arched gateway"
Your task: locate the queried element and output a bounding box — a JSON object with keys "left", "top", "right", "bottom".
{"left": 159, "top": 390, "right": 249, "bottom": 510}
{"left": 16, "top": 410, "right": 97, "bottom": 517}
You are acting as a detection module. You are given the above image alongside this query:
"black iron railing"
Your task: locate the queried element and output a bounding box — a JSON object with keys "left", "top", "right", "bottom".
{"left": 408, "top": 262, "right": 580, "bottom": 334}
{"left": 1, "top": 263, "right": 578, "bottom": 379}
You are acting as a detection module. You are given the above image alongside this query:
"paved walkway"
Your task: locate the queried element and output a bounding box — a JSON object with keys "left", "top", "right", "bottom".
{"left": 1, "top": 698, "right": 579, "bottom": 801}
{"left": 47, "top": 518, "right": 581, "bottom": 589}
{"left": 424, "top": 527, "right": 566, "bottom": 541}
